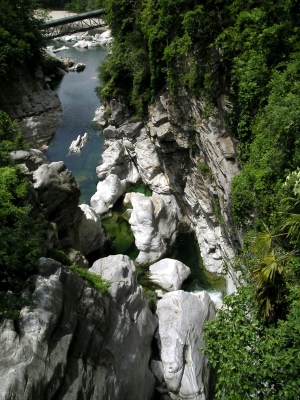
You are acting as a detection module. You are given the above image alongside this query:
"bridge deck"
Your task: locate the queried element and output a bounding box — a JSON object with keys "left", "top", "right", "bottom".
{"left": 42, "top": 9, "right": 106, "bottom": 38}
{"left": 42, "top": 9, "right": 105, "bottom": 28}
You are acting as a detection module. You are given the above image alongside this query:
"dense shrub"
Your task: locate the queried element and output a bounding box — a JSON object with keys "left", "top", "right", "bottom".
{"left": 0, "top": 0, "right": 46, "bottom": 79}
{"left": 0, "top": 112, "right": 44, "bottom": 291}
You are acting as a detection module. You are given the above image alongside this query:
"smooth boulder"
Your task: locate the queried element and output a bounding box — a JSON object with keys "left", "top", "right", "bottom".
{"left": 149, "top": 258, "right": 191, "bottom": 291}
{"left": 154, "top": 290, "right": 215, "bottom": 399}
{"left": 125, "top": 192, "right": 179, "bottom": 264}
{"left": 90, "top": 174, "right": 126, "bottom": 215}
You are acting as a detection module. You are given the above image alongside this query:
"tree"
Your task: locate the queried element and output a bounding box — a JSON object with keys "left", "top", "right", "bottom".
{"left": 204, "top": 284, "right": 300, "bottom": 399}
{"left": 0, "top": 0, "right": 46, "bottom": 79}
{"left": 0, "top": 112, "right": 44, "bottom": 291}
{"left": 250, "top": 228, "right": 293, "bottom": 321}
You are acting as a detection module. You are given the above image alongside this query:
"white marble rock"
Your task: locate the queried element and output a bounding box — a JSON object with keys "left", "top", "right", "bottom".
{"left": 155, "top": 290, "right": 215, "bottom": 399}
{"left": 149, "top": 258, "right": 191, "bottom": 291}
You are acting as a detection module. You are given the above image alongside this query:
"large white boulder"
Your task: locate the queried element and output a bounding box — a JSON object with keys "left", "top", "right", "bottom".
{"left": 96, "top": 139, "right": 140, "bottom": 184}
{"left": 153, "top": 290, "right": 215, "bottom": 399}
{"left": 125, "top": 192, "right": 179, "bottom": 264}
{"left": 95, "top": 29, "right": 113, "bottom": 46}
{"left": 149, "top": 258, "right": 191, "bottom": 291}
{"left": 90, "top": 174, "right": 126, "bottom": 215}
{"left": 78, "top": 204, "right": 106, "bottom": 256}
{"left": 69, "top": 133, "right": 88, "bottom": 153}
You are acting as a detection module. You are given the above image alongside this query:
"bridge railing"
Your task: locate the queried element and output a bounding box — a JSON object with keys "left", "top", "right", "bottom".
{"left": 42, "top": 9, "right": 106, "bottom": 38}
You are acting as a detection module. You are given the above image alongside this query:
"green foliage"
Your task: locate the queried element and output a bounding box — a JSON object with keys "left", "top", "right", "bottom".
{"left": 68, "top": 264, "right": 111, "bottom": 295}
{"left": 0, "top": 112, "right": 45, "bottom": 292}
{"left": 205, "top": 215, "right": 300, "bottom": 395}
{"left": 0, "top": 291, "right": 31, "bottom": 321}
{"left": 98, "top": 0, "right": 226, "bottom": 112}
{"left": 66, "top": 0, "right": 104, "bottom": 13}
{"left": 204, "top": 284, "right": 300, "bottom": 399}
{"left": 250, "top": 228, "right": 296, "bottom": 321}
{"left": 46, "top": 248, "right": 73, "bottom": 266}
{"left": 47, "top": 249, "right": 111, "bottom": 295}
{"left": 213, "top": 196, "right": 225, "bottom": 227}
{"left": 0, "top": 0, "right": 46, "bottom": 80}
{"left": 97, "top": 0, "right": 151, "bottom": 116}
{"left": 0, "top": 111, "right": 26, "bottom": 165}
{"left": 0, "top": 167, "right": 43, "bottom": 291}
{"left": 229, "top": 17, "right": 300, "bottom": 226}
{"left": 197, "top": 163, "right": 211, "bottom": 178}
{"left": 36, "top": 0, "right": 104, "bottom": 12}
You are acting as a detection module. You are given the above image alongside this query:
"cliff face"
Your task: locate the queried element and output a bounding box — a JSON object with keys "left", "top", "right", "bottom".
{"left": 94, "top": 91, "right": 240, "bottom": 291}
{"left": 0, "top": 66, "right": 62, "bottom": 150}
{"left": 0, "top": 256, "right": 157, "bottom": 400}
{"left": 0, "top": 89, "right": 230, "bottom": 398}
{"left": 147, "top": 92, "right": 240, "bottom": 287}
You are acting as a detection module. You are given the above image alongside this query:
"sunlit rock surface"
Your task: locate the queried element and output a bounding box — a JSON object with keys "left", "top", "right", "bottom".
{"left": 0, "top": 256, "right": 157, "bottom": 400}
{"left": 90, "top": 173, "right": 126, "bottom": 215}
{"left": 124, "top": 192, "right": 179, "bottom": 264}
{"left": 153, "top": 290, "right": 215, "bottom": 399}
{"left": 149, "top": 258, "right": 191, "bottom": 291}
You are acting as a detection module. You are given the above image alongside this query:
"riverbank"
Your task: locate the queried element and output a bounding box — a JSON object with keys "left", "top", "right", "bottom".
{"left": 47, "top": 10, "right": 77, "bottom": 20}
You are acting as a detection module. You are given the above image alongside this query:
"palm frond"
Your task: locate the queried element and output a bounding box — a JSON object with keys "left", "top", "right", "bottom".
{"left": 280, "top": 213, "right": 300, "bottom": 242}
{"left": 251, "top": 228, "right": 272, "bottom": 259}
{"left": 280, "top": 197, "right": 300, "bottom": 211}
{"left": 253, "top": 251, "right": 278, "bottom": 285}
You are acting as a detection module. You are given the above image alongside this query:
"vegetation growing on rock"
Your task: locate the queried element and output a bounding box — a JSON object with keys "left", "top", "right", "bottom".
{"left": 0, "top": 0, "right": 300, "bottom": 395}
{"left": 97, "top": 0, "right": 300, "bottom": 396}
{"left": 0, "top": 111, "right": 47, "bottom": 320}
{"left": 47, "top": 249, "right": 111, "bottom": 295}
{"left": 0, "top": 111, "right": 44, "bottom": 293}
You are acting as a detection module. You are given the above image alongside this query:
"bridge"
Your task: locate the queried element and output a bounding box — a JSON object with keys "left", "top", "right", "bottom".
{"left": 42, "top": 9, "right": 106, "bottom": 39}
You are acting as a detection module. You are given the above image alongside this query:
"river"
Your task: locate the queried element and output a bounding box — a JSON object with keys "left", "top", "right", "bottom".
{"left": 45, "top": 35, "right": 225, "bottom": 299}
{"left": 45, "top": 43, "right": 108, "bottom": 204}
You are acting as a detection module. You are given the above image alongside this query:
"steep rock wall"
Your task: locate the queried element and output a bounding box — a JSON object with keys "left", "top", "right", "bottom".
{"left": 0, "top": 66, "right": 62, "bottom": 150}
{"left": 147, "top": 92, "right": 240, "bottom": 287}
{"left": 94, "top": 92, "right": 240, "bottom": 292}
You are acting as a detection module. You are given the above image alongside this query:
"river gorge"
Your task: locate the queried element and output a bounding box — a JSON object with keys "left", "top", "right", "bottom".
{"left": 0, "top": 21, "right": 239, "bottom": 400}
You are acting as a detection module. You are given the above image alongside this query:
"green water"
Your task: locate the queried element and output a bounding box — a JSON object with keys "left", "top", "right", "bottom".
{"left": 135, "top": 228, "right": 225, "bottom": 295}
{"left": 170, "top": 230, "right": 226, "bottom": 295}
{"left": 45, "top": 44, "right": 108, "bottom": 204}
{"left": 45, "top": 41, "right": 225, "bottom": 296}
{"left": 101, "top": 189, "right": 226, "bottom": 296}
{"left": 101, "top": 184, "right": 151, "bottom": 259}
